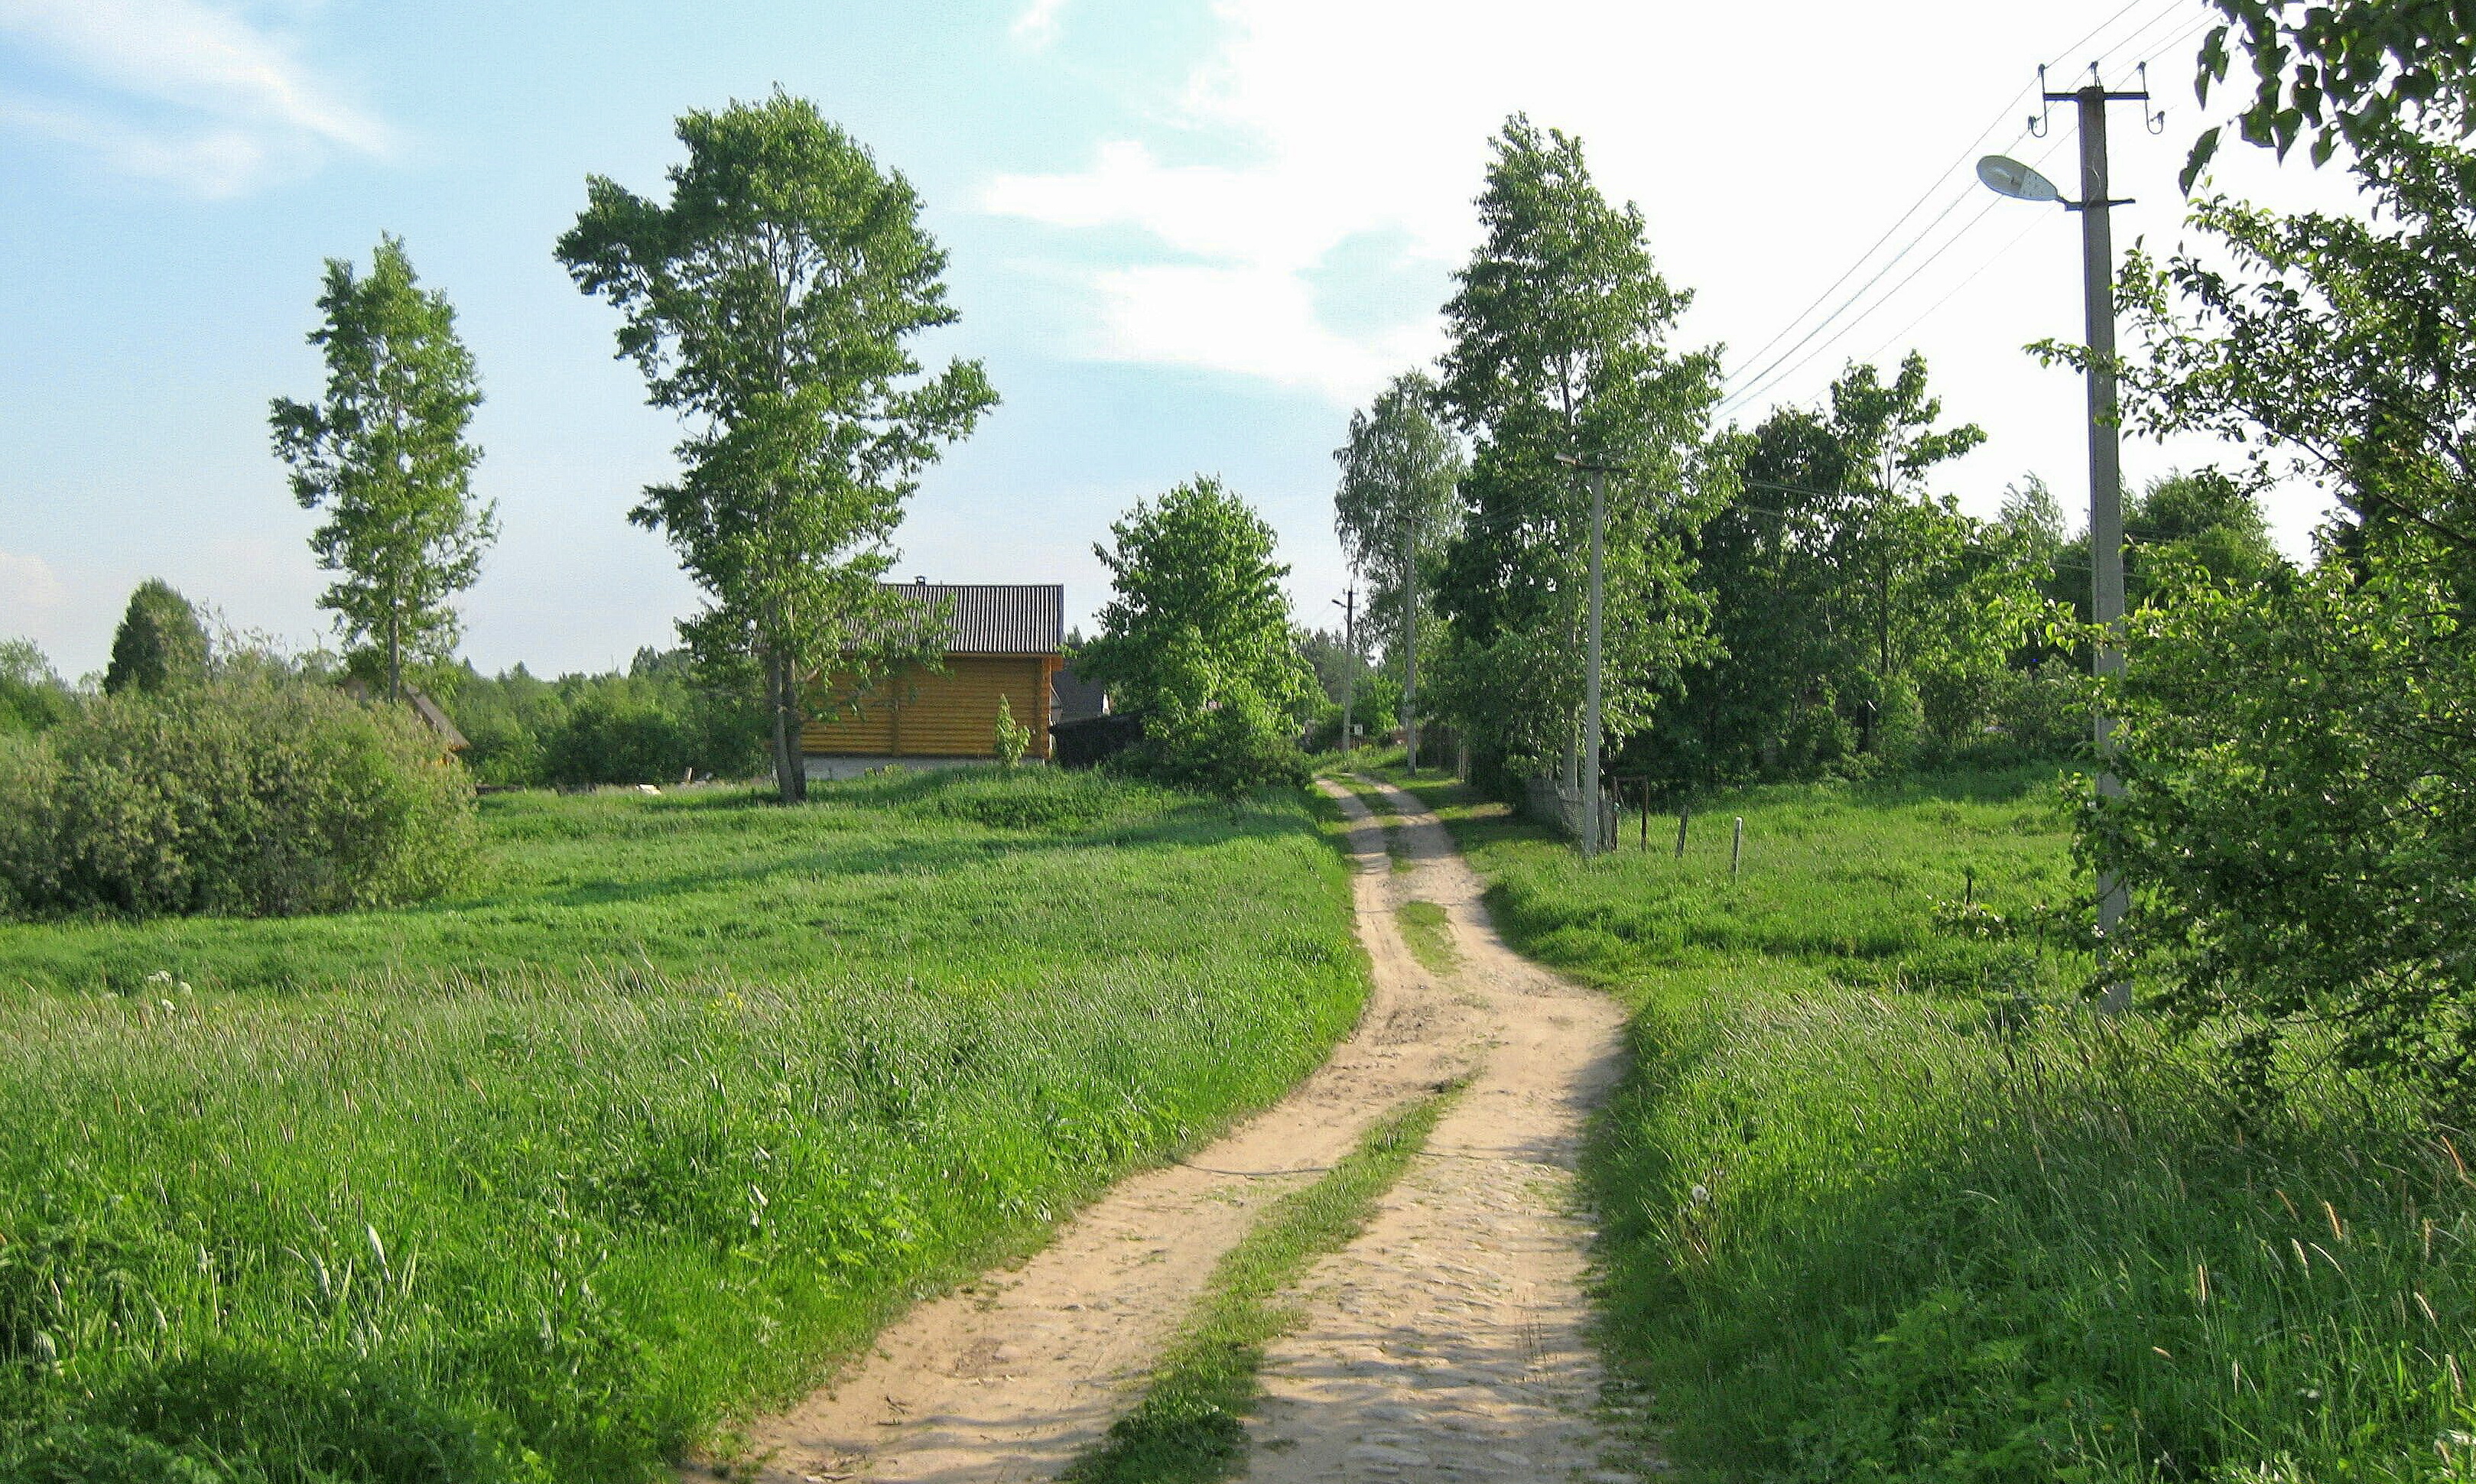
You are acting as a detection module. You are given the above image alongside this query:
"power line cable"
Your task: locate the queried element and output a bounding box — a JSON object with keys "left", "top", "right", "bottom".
{"left": 2088, "top": 0, "right": 2194, "bottom": 76}
{"left": 1718, "top": 96, "right": 2031, "bottom": 385}
{"left": 1719, "top": 163, "right": 2012, "bottom": 413}
{"left": 1722, "top": 133, "right": 2072, "bottom": 415}
{"left": 1717, "top": 0, "right": 2185, "bottom": 421}
{"left": 2042, "top": 0, "right": 2163, "bottom": 73}
{"left": 1848, "top": 209, "right": 2052, "bottom": 371}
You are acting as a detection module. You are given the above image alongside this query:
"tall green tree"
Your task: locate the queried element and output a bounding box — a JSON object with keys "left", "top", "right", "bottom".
{"left": 2049, "top": 469, "right": 2288, "bottom": 619}
{"left": 0, "top": 640, "right": 73, "bottom": 736}
{"left": 271, "top": 235, "right": 492, "bottom": 703}
{"left": 1333, "top": 370, "right": 1461, "bottom": 767}
{"left": 1431, "top": 115, "right": 1726, "bottom": 783}
{"left": 102, "top": 580, "right": 209, "bottom": 696}
{"left": 1078, "top": 476, "right": 1315, "bottom": 796}
{"left": 1654, "top": 356, "right": 2016, "bottom": 783}
{"left": 2065, "top": 113, "right": 2476, "bottom": 1091}
{"left": 557, "top": 90, "right": 997, "bottom": 803}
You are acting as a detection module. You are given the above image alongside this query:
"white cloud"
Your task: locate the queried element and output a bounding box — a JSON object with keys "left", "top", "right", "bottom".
{"left": 982, "top": 0, "right": 2359, "bottom": 554}
{"left": 0, "top": 550, "right": 71, "bottom": 640}
{"left": 1011, "top": 0, "right": 1069, "bottom": 48}
{"left": 0, "top": 0, "right": 388, "bottom": 195}
{"left": 982, "top": 0, "right": 1685, "bottom": 404}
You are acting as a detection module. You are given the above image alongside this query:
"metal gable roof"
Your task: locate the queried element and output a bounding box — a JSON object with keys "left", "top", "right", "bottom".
{"left": 881, "top": 583, "right": 1064, "bottom": 656}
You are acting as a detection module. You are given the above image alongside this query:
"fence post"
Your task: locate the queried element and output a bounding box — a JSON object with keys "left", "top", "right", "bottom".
{"left": 1732, "top": 817, "right": 1744, "bottom": 876}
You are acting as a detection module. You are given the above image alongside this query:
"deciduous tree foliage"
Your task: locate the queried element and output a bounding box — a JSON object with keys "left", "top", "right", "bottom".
{"left": 2072, "top": 117, "right": 2476, "bottom": 1098}
{"left": 1334, "top": 371, "right": 1461, "bottom": 764}
{"left": 1430, "top": 115, "right": 1726, "bottom": 782}
{"left": 2187, "top": 0, "right": 2476, "bottom": 187}
{"left": 270, "top": 236, "right": 493, "bottom": 703}
{"left": 1646, "top": 357, "right": 2042, "bottom": 786}
{"left": 102, "top": 580, "right": 208, "bottom": 696}
{"left": 1079, "top": 477, "right": 1314, "bottom": 796}
{"left": 557, "top": 91, "right": 996, "bottom": 803}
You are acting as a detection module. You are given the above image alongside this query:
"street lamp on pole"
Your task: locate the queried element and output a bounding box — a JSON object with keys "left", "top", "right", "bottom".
{"left": 1555, "top": 453, "right": 1619, "bottom": 858}
{"left": 1978, "top": 65, "right": 2151, "bottom": 1012}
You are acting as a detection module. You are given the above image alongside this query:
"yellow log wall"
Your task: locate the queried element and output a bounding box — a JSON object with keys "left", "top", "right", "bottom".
{"left": 802, "top": 656, "right": 1054, "bottom": 759}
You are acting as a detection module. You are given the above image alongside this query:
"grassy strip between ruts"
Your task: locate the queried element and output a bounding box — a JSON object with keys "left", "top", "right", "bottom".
{"left": 1393, "top": 901, "right": 1456, "bottom": 975}
{"left": 1392, "top": 765, "right": 2476, "bottom": 1484}
{"left": 0, "top": 768, "right": 1368, "bottom": 1484}
{"left": 1062, "top": 1087, "right": 1460, "bottom": 1484}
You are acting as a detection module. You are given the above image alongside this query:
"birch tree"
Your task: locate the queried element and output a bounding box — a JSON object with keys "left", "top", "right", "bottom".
{"left": 1334, "top": 372, "right": 1461, "bottom": 767}
{"left": 271, "top": 235, "right": 492, "bottom": 702}
{"left": 557, "top": 91, "right": 996, "bottom": 802}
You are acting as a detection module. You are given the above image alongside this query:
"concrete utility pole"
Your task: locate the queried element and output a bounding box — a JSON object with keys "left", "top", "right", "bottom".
{"left": 1982, "top": 64, "right": 2154, "bottom": 1012}
{"left": 1334, "top": 586, "right": 1357, "bottom": 755}
{"left": 1400, "top": 507, "right": 1420, "bottom": 774}
{"left": 1557, "top": 453, "right": 1617, "bottom": 857}
{"left": 2059, "top": 73, "right": 2139, "bottom": 1014}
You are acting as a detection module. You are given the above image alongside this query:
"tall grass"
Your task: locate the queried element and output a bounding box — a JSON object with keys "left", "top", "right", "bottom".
{"left": 0, "top": 768, "right": 1366, "bottom": 1482}
{"left": 1409, "top": 768, "right": 2476, "bottom": 1484}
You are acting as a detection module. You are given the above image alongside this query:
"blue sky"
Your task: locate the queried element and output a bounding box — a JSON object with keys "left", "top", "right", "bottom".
{"left": 0, "top": 0, "right": 2357, "bottom": 679}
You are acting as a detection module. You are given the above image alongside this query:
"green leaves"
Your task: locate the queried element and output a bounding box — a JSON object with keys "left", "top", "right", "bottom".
{"left": 1080, "top": 477, "right": 1315, "bottom": 797}
{"left": 556, "top": 91, "right": 997, "bottom": 800}
{"left": 2186, "top": 0, "right": 2476, "bottom": 190}
{"left": 268, "top": 236, "right": 492, "bottom": 702}
{"left": 1429, "top": 115, "right": 1725, "bottom": 774}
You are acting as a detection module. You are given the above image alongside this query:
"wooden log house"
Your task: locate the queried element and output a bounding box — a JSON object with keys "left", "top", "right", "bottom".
{"left": 801, "top": 582, "right": 1064, "bottom": 779}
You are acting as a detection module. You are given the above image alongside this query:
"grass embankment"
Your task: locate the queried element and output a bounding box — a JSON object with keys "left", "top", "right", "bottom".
{"left": 0, "top": 768, "right": 1366, "bottom": 1484}
{"left": 1402, "top": 768, "right": 2476, "bottom": 1484}
{"left": 1065, "top": 1090, "right": 1457, "bottom": 1484}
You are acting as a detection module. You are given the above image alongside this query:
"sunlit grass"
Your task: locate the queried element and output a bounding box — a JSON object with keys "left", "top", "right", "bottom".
{"left": 1396, "top": 765, "right": 2476, "bottom": 1484}
{"left": 0, "top": 768, "right": 1367, "bottom": 1483}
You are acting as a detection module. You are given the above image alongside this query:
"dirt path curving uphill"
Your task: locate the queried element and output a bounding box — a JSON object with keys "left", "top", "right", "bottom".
{"left": 733, "top": 781, "right": 1487, "bottom": 1484}
{"left": 1241, "top": 779, "right": 1635, "bottom": 1482}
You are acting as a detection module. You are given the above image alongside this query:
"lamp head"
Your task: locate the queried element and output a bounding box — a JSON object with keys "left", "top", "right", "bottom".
{"left": 1977, "top": 154, "right": 2061, "bottom": 203}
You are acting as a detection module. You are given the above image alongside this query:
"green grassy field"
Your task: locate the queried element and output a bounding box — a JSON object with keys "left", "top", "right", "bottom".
{"left": 0, "top": 768, "right": 1367, "bottom": 1483}
{"left": 1398, "top": 768, "right": 2476, "bottom": 1484}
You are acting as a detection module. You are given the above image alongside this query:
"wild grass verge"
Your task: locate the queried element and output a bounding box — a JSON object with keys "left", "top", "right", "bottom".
{"left": 1062, "top": 1089, "right": 1457, "bottom": 1484}
{"left": 1398, "top": 768, "right": 2476, "bottom": 1484}
{"left": 0, "top": 768, "right": 1366, "bottom": 1484}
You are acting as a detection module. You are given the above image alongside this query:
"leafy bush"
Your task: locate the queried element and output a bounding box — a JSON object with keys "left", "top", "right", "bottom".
{"left": 446, "top": 651, "right": 765, "bottom": 788}
{"left": 2093, "top": 547, "right": 2476, "bottom": 1104}
{"left": 1121, "top": 692, "right": 1311, "bottom": 800}
{"left": 1079, "top": 478, "right": 1320, "bottom": 797}
{"left": 102, "top": 580, "right": 210, "bottom": 697}
{"left": 0, "top": 677, "right": 476, "bottom": 919}
{"left": 0, "top": 641, "right": 73, "bottom": 737}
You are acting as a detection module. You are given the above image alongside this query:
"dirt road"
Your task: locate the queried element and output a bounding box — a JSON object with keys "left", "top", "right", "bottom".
{"left": 1241, "top": 779, "right": 1633, "bottom": 1482}
{"left": 730, "top": 778, "right": 1630, "bottom": 1483}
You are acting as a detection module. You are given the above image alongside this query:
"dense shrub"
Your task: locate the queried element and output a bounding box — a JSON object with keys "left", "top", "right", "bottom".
{"left": 101, "top": 580, "right": 210, "bottom": 697}
{"left": 0, "top": 678, "right": 476, "bottom": 919}
{"left": 0, "top": 641, "right": 73, "bottom": 737}
{"left": 447, "top": 651, "right": 766, "bottom": 788}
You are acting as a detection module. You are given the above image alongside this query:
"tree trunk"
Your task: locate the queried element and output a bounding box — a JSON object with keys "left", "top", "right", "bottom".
{"left": 768, "top": 648, "right": 805, "bottom": 804}
{"left": 387, "top": 610, "right": 402, "bottom": 704}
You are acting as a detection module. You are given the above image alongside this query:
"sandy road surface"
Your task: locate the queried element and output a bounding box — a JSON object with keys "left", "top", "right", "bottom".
{"left": 731, "top": 781, "right": 1487, "bottom": 1483}
{"left": 1241, "top": 779, "right": 1636, "bottom": 1482}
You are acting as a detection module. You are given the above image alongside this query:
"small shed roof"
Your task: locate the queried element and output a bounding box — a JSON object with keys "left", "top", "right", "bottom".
{"left": 881, "top": 583, "right": 1064, "bottom": 656}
